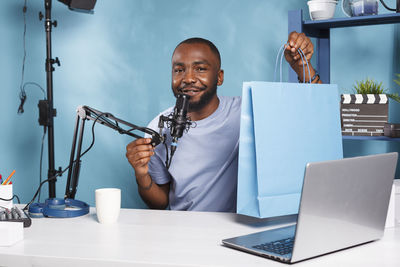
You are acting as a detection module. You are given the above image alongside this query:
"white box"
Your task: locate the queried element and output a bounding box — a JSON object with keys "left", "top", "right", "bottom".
{"left": 0, "top": 222, "right": 24, "bottom": 246}
{"left": 0, "top": 184, "right": 13, "bottom": 209}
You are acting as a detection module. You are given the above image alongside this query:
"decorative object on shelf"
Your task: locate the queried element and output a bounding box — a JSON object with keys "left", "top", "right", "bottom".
{"left": 342, "top": 0, "right": 380, "bottom": 17}
{"left": 353, "top": 0, "right": 378, "bottom": 16}
{"left": 341, "top": 78, "right": 391, "bottom": 136}
{"left": 342, "top": 0, "right": 353, "bottom": 16}
{"left": 353, "top": 78, "right": 400, "bottom": 103}
{"left": 341, "top": 94, "right": 388, "bottom": 136}
{"left": 307, "top": 0, "right": 338, "bottom": 20}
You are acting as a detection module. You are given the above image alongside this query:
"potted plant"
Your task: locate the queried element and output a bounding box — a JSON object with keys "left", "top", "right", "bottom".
{"left": 340, "top": 78, "right": 400, "bottom": 136}
{"left": 352, "top": 78, "right": 400, "bottom": 102}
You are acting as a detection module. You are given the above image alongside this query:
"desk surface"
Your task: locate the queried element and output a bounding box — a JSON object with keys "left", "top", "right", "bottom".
{"left": 0, "top": 208, "right": 399, "bottom": 267}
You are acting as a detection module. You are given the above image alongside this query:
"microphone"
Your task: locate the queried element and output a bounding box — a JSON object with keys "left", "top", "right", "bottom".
{"left": 169, "top": 93, "right": 191, "bottom": 156}
{"left": 157, "top": 93, "right": 192, "bottom": 169}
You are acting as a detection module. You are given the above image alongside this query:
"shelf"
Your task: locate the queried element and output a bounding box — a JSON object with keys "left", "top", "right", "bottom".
{"left": 288, "top": 10, "right": 400, "bottom": 83}
{"left": 304, "top": 13, "right": 400, "bottom": 30}
{"left": 301, "top": 13, "right": 400, "bottom": 39}
{"left": 342, "top": 136, "right": 400, "bottom": 142}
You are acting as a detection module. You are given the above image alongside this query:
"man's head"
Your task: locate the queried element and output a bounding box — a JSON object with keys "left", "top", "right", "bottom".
{"left": 171, "top": 38, "right": 224, "bottom": 113}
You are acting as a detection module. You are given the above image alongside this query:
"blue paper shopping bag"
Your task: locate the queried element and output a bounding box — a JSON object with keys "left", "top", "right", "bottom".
{"left": 237, "top": 81, "right": 343, "bottom": 218}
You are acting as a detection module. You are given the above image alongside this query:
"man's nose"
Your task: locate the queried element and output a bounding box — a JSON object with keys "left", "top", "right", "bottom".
{"left": 183, "top": 69, "right": 196, "bottom": 84}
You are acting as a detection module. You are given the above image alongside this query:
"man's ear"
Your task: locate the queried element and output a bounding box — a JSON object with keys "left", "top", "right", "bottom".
{"left": 217, "top": 69, "right": 224, "bottom": 86}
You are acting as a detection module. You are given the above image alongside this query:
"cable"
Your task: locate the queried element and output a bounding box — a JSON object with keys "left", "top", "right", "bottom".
{"left": 23, "top": 82, "right": 46, "bottom": 97}
{"left": 23, "top": 170, "right": 65, "bottom": 211}
{"left": 380, "top": 0, "right": 396, "bottom": 11}
{"left": 17, "top": 1, "right": 46, "bottom": 113}
{"left": 165, "top": 142, "right": 170, "bottom": 169}
{"left": 0, "top": 195, "right": 21, "bottom": 204}
{"left": 80, "top": 112, "right": 104, "bottom": 158}
{"left": 18, "top": 82, "right": 47, "bottom": 114}
{"left": 18, "top": 0, "right": 28, "bottom": 114}
{"left": 17, "top": 2, "right": 47, "bottom": 201}
{"left": 38, "top": 127, "right": 47, "bottom": 202}
{"left": 23, "top": 114, "right": 103, "bottom": 211}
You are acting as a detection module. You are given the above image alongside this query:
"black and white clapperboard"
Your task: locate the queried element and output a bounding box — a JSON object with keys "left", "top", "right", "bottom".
{"left": 340, "top": 94, "right": 388, "bottom": 136}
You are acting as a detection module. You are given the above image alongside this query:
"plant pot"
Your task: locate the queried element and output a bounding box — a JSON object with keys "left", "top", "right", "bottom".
{"left": 340, "top": 94, "right": 388, "bottom": 136}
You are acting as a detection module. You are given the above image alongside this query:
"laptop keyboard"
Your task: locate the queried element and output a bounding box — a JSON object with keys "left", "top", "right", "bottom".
{"left": 252, "top": 237, "right": 294, "bottom": 255}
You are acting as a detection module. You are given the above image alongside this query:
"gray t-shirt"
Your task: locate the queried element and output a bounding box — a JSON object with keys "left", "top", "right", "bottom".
{"left": 146, "top": 95, "right": 241, "bottom": 212}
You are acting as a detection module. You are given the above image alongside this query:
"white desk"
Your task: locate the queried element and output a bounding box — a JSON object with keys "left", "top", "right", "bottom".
{"left": 0, "top": 208, "right": 399, "bottom": 267}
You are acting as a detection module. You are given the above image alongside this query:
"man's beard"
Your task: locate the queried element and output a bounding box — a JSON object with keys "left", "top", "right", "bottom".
{"left": 173, "top": 82, "right": 218, "bottom": 112}
{"left": 187, "top": 85, "right": 217, "bottom": 112}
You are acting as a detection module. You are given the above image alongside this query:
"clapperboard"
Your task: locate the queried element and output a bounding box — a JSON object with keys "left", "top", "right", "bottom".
{"left": 340, "top": 94, "right": 388, "bottom": 136}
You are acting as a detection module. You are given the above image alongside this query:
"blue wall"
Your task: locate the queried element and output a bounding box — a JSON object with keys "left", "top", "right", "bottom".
{"left": 1, "top": 0, "right": 399, "bottom": 208}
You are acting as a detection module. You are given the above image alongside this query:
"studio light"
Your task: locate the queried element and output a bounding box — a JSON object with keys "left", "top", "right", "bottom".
{"left": 58, "top": 0, "right": 97, "bottom": 11}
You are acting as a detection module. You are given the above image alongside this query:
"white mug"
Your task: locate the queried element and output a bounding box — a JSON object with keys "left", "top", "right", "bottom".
{"left": 95, "top": 188, "right": 121, "bottom": 224}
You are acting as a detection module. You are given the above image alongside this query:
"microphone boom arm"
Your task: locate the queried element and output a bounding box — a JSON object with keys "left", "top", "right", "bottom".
{"left": 65, "top": 105, "right": 162, "bottom": 199}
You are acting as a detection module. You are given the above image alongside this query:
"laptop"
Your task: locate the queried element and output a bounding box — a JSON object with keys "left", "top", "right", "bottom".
{"left": 222, "top": 152, "right": 398, "bottom": 263}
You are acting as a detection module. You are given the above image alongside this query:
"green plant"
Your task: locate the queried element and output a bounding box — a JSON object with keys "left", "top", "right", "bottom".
{"left": 395, "top": 74, "right": 400, "bottom": 87}
{"left": 353, "top": 78, "right": 400, "bottom": 103}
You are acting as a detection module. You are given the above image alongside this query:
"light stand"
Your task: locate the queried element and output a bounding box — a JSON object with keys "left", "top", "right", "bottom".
{"left": 37, "top": 0, "right": 60, "bottom": 200}
{"left": 36, "top": 0, "right": 97, "bottom": 201}
{"left": 29, "top": 0, "right": 96, "bottom": 217}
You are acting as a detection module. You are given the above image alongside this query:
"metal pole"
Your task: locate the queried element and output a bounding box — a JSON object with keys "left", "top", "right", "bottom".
{"left": 65, "top": 115, "right": 81, "bottom": 199}
{"left": 44, "top": 0, "right": 58, "bottom": 198}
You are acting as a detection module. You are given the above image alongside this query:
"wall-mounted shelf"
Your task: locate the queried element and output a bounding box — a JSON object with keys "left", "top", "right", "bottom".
{"left": 342, "top": 136, "right": 400, "bottom": 142}
{"left": 288, "top": 10, "right": 400, "bottom": 83}
{"left": 304, "top": 13, "right": 400, "bottom": 32}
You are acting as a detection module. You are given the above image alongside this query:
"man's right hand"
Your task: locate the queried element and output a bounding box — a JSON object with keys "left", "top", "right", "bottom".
{"left": 126, "top": 138, "right": 170, "bottom": 209}
{"left": 126, "top": 138, "right": 155, "bottom": 178}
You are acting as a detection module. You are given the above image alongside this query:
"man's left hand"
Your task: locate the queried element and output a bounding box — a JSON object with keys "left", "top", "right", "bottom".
{"left": 285, "top": 31, "right": 318, "bottom": 83}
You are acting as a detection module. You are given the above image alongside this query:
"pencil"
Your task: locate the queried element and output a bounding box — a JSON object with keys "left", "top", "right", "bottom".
{"left": 2, "top": 170, "right": 15, "bottom": 185}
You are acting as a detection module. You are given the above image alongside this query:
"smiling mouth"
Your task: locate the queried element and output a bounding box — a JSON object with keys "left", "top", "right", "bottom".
{"left": 180, "top": 87, "right": 205, "bottom": 95}
{"left": 183, "top": 89, "right": 200, "bottom": 93}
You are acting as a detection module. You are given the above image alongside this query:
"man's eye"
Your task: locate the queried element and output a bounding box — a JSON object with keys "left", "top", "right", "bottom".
{"left": 196, "top": 67, "right": 207, "bottom": 71}
{"left": 174, "top": 69, "right": 183, "bottom": 73}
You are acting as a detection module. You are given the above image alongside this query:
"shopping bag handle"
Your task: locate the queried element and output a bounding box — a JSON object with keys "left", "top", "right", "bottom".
{"left": 273, "top": 43, "right": 311, "bottom": 84}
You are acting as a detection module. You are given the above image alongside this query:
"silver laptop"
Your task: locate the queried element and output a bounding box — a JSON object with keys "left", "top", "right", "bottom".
{"left": 222, "top": 152, "right": 398, "bottom": 263}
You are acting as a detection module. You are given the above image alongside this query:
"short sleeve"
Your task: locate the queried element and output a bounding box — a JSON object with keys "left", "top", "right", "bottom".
{"left": 148, "top": 150, "right": 171, "bottom": 185}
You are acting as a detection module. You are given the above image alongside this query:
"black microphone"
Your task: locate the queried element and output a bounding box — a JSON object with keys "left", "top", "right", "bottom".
{"left": 170, "top": 93, "right": 191, "bottom": 155}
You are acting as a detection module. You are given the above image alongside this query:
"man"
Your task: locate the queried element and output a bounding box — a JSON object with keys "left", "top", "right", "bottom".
{"left": 126, "top": 32, "right": 320, "bottom": 212}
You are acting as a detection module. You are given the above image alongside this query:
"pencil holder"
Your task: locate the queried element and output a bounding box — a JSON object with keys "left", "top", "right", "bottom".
{"left": 0, "top": 184, "right": 13, "bottom": 209}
